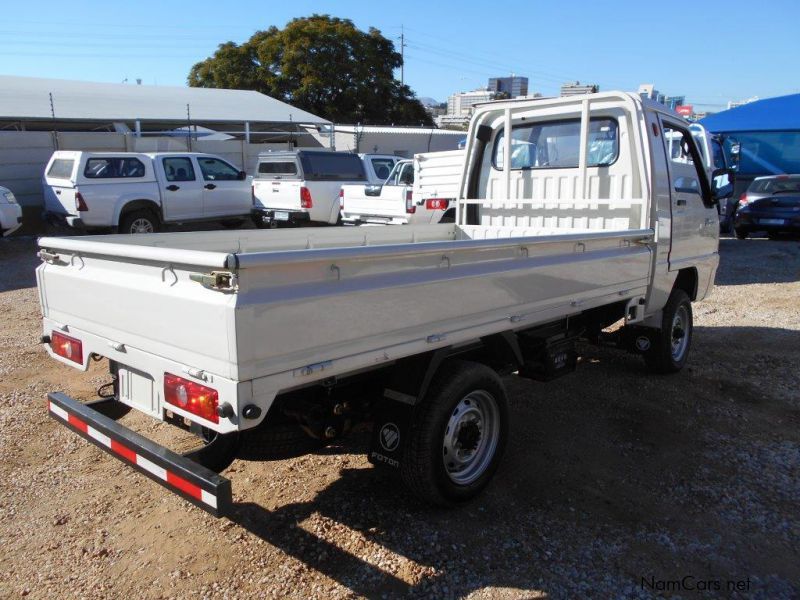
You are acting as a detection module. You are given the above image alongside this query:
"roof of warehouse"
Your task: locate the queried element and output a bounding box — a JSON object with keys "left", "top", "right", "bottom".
{"left": 0, "top": 75, "right": 329, "bottom": 124}
{"left": 334, "top": 125, "right": 463, "bottom": 135}
{"left": 700, "top": 93, "right": 800, "bottom": 133}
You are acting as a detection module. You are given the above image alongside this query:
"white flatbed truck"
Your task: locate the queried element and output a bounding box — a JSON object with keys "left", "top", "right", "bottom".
{"left": 38, "top": 93, "right": 732, "bottom": 515}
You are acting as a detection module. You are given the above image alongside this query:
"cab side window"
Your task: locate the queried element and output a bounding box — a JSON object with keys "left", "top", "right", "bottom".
{"left": 198, "top": 157, "right": 240, "bottom": 181}
{"left": 662, "top": 125, "right": 702, "bottom": 195}
{"left": 163, "top": 157, "right": 196, "bottom": 182}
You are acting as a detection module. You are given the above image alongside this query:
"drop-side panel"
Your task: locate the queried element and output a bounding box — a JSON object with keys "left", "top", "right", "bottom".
{"left": 232, "top": 232, "right": 652, "bottom": 381}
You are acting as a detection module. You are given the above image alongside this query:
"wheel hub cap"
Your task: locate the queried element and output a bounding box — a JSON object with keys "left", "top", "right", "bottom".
{"left": 442, "top": 390, "right": 500, "bottom": 485}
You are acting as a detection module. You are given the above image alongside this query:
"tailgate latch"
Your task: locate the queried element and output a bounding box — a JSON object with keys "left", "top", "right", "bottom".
{"left": 38, "top": 249, "right": 64, "bottom": 265}
{"left": 189, "top": 271, "right": 237, "bottom": 292}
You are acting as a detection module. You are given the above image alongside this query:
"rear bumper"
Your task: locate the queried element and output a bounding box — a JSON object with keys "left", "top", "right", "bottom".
{"left": 47, "top": 392, "right": 232, "bottom": 517}
{"left": 43, "top": 210, "right": 84, "bottom": 228}
{"left": 252, "top": 208, "right": 311, "bottom": 226}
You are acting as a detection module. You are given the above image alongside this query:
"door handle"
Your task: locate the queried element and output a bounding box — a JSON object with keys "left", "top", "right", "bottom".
{"left": 204, "top": 184, "right": 217, "bottom": 190}
{"left": 676, "top": 199, "right": 686, "bottom": 206}
{"left": 166, "top": 185, "right": 180, "bottom": 191}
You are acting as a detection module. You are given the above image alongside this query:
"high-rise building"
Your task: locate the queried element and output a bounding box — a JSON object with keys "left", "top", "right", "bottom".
{"left": 639, "top": 84, "right": 686, "bottom": 112}
{"left": 488, "top": 76, "right": 529, "bottom": 98}
{"left": 560, "top": 81, "right": 599, "bottom": 96}
{"left": 438, "top": 89, "right": 498, "bottom": 129}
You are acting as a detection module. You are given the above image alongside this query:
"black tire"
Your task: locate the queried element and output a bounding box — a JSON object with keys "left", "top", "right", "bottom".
{"left": 221, "top": 219, "right": 245, "bottom": 229}
{"left": 734, "top": 228, "right": 748, "bottom": 240}
{"left": 239, "top": 422, "right": 325, "bottom": 460}
{"left": 183, "top": 430, "right": 240, "bottom": 473}
{"left": 644, "top": 289, "right": 693, "bottom": 374}
{"left": 767, "top": 231, "right": 782, "bottom": 240}
{"left": 400, "top": 360, "right": 508, "bottom": 506}
{"left": 119, "top": 209, "right": 160, "bottom": 234}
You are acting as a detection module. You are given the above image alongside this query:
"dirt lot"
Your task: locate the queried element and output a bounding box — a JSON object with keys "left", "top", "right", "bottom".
{"left": 0, "top": 234, "right": 798, "bottom": 599}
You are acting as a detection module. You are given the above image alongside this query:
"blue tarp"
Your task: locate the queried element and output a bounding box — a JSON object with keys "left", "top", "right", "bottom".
{"left": 700, "top": 93, "right": 800, "bottom": 133}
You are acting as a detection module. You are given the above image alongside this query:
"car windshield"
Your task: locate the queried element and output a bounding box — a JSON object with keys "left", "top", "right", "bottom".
{"left": 749, "top": 176, "right": 800, "bottom": 195}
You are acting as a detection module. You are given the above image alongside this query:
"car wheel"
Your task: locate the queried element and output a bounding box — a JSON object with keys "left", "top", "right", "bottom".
{"left": 644, "top": 289, "right": 693, "bottom": 374}
{"left": 734, "top": 228, "right": 748, "bottom": 240}
{"left": 400, "top": 360, "right": 508, "bottom": 506}
{"left": 119, "top": 209, "right": 160, "bottom": 234}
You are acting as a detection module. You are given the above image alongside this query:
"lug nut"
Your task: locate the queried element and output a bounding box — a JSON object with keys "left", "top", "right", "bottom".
{"left": 324, "top": 426, "right": 337, "bottom": 439}
{"left": 333, "top": 403, "right": 344, "bottom": 416}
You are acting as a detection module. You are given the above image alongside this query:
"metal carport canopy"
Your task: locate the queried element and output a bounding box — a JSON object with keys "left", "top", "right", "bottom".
{"left": 700, "top": 93, "right": 800, "bottom": 133}
{"left": 0, "top": 75, "right": 329, "bottom": 125}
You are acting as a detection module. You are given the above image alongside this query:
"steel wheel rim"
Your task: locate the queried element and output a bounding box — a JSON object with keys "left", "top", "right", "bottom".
{"left": 671, "top": 305, "right": 689, "bottom": 361}
{"left": 129, "top": 218, "right": 154, "bottom": 234}
{"left": 442, "top": 390, "right": 500, "bottom": 485}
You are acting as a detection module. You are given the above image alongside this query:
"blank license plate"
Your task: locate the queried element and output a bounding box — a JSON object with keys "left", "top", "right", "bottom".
{"left": 117, "top": 366, "right": 158, "bottom": 416}
{"left": 274, "top": 211, "right": 289, "bottom": 221}
{"left": 760, "top": 218, "right": 784, "bottom": 225}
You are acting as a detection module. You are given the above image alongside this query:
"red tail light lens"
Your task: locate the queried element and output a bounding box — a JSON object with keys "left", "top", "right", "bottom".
{"left": 738, "top": 193, "right": 749, "bottom": 206}
{"left": 339, "top": 188, "right": 344, "bottom": 210}
{"left": 405, "top": 190, "right": 415, "bottom": 214}
{"left": 51, "top": 331, "right": 83, "bottom": 364}
{"left": 300, "top": 187, "right": 313, "bottom": 209}
{"left": 75, "top": 191, "right": 88, "bottom": 212}
{"left": 164, "top": 373, "right": 219, "bottom": 424}
{"left": 425, "top": 198, "right": 449, "bottom": 211}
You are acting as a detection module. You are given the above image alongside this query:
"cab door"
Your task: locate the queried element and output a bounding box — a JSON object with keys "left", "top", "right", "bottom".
{"left": 195, "top": 156, "right": 250, "bottom": 218}
{"left": 158, "top": 156, "right": 204, "bottom": 221}
{"left": 659, "top": 118, "right": 719, "bottom": 271}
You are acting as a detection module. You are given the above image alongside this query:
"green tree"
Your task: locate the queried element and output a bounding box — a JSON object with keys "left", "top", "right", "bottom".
{"left": 189, "top": 15, "right": 432, "bottom": 126}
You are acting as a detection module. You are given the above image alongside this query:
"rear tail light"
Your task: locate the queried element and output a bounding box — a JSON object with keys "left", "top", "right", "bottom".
{"left": 405, "top": 190, "right": 415, "bottom": 214}
{"left": 738, "top": 193, "right": 749, "bottom": 206}
{"left": 300, "top": 187, "right": 313, "bottom": 209}
{"left": 75, "top": 191, "right": 88, "bottom": 212}
{"left": 164, "top": 373, "right": 219, "bottom": 424}
{"left": 339, "top": 188, "right": 344, "bottom": 211}
{"left": 51, "top": 331, "right": 83, "bottom": 364}
{"left": 425, "top": 198, "right": 449, "bottom": 211}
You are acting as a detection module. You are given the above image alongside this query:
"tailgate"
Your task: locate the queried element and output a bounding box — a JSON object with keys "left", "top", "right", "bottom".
{"left": 252, "top": 178, "right": 302, "bottom": 210}
{"left": 37, "top": 236, "right": 239, "bottom": 379}
{"left": 342, "top": 185, "right": 406, "bottom": 220}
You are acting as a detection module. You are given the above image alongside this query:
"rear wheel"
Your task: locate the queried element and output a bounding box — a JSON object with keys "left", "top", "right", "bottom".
{"left": 119, "top": 209, "right": 160, "bottom": 234}
{"left": 644, "top": 289, "right": 693, "bottom": 374}
{"left": 400, "top": 360, "right": 508, "bottom": 506}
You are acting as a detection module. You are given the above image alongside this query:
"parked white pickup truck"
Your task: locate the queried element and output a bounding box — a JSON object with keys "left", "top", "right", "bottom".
{"left": 38, "top": 92, "right": 732, "bottom": 516}
{"left": 252, "top": 151, "right": 399, "bottom": 227}
{"left": 0, "top": 185, "right": 23, "bottom": 236}
{"left": 340, "top": 150, "right": 464, "bottom": 225}
{"left": 43, "top": 151, "right": 252, "bottom": 233}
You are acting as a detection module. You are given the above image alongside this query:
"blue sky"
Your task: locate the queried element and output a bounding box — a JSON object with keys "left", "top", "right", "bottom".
{"left": 1, "top": 0, "right": 798, "bottom": 110}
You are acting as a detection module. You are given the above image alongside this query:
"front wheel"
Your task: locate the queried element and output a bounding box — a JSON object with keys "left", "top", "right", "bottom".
{"left": 400, "top": 360, "right": 508, "bottom": 506}
{"left": 644, "top": 289, "right": 693, "bottom": 374}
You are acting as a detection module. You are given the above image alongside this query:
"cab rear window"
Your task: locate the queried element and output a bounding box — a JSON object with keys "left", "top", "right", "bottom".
{"left": 299, "top": 152, "right": 366, "bottom": 181}
{"left": 47, "top": 159, "right": 75, "bottom": 179}
{"left": 257, "top": 161, "right": 298, "bottom": 177}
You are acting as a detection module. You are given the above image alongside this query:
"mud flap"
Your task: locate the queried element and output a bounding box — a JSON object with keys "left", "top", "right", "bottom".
{"left": 368, "top": 393, "right": 414, "bottom": 471}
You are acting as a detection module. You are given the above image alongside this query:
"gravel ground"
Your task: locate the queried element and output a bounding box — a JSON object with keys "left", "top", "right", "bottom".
{"left": 0, "top": 233, "right": 798, "bottom": 599}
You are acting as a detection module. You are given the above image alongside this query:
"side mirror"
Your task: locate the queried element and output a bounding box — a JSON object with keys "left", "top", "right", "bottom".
{"left": 711, "top": 167, "right": 735, "bottom": 201}
{"left": 237, "top": 170, "right": 247, "bottom": 180}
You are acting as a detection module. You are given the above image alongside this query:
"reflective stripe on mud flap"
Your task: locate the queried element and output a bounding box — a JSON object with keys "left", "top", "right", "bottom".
{"left": 47, "top": 392, "right": 232, "bottom": 517}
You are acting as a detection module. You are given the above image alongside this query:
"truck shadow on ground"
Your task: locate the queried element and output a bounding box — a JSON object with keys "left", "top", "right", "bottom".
{"left": 225, "top": 333, "right": 800, "bottom": 598}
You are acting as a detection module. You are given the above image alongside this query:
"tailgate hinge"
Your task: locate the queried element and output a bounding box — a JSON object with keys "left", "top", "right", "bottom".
{"left": 38, "top": 249, "right": 65, "bottom": 265}
{"left": 189, "top": 271, "right": 238, "bottom": 292}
